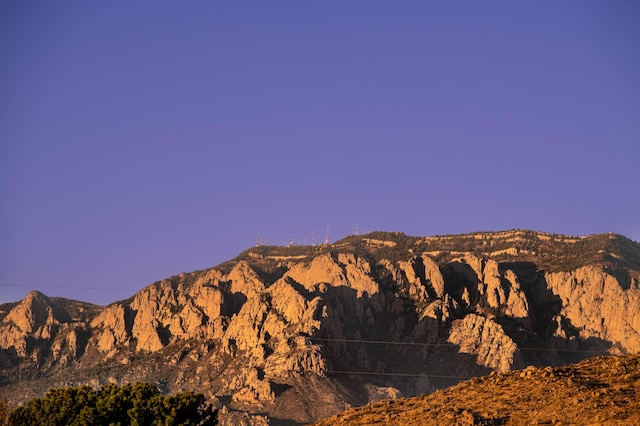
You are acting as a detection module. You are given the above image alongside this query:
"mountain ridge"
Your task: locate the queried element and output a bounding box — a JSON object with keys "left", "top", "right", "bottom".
{"left": 1, "top": 229, "right": 639, "bottom": 425}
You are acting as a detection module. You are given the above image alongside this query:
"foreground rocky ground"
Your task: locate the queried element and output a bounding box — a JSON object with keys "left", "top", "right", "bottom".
{"left": 315, "top": 354, "right": 640, "bottom": 425}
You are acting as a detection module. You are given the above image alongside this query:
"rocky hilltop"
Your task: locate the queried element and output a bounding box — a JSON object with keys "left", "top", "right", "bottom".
{"left": 1, "top": 230, "right": 639, "bottom": 425}
{"left": 315, "top": 353, "right": 640, "bottom": 425}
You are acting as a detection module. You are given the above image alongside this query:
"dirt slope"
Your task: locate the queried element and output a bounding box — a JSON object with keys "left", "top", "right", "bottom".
{"left": 315, "top": 354, "right": 640, "bottom": 425}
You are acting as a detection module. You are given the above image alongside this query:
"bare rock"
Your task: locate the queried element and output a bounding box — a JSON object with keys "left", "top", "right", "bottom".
{"left": 502, "top": 269, "right": 530, "bottom": 320}
{"left": 448, "top": 313, "right": 524, "bottom": 372}
{"left": 218, "top": 406, "right": 270, "bottom": 426}
{"left": 422, "top": 255, "right": 446, "bottom": 298}
{"left": 0, "top": 291, "right": 71, "bottom": 357}
{"left": 450, "top": 255, "right": 532, "bottom": 324}
{"left": 231, "top": 368, "right": 275, "bottom": 403}
{"left": 228, "top": 261, "right": 266, "bottom": 297}
{"left": 224, "top": 295, "right": 270, "bottom": 360}
{"left": 2, "top": 291, "right": 61, "bottom": 333}
{"left": 90, "top": 303, "right": 131, "bottom": 355}
{"left": 268, "top": 278, "right": 308, "bottom": 324}
{"left": 397, "top": 258, "right": 430, "bottom": 305}
{"left": 285, "top": 253, "right": 378, "bottom": 296}
{"left": 545, "top": 266, "right": 640, "bottom": 352}
{"left": 481, "top": 259, "right": 507, "bottom": 309}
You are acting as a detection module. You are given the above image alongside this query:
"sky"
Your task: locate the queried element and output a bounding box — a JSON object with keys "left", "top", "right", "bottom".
{"left": 1, "top": 1, "right": 639, "bottom": 305}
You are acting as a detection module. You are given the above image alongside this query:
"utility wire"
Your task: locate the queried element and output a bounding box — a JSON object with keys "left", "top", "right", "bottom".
{"left": 0, "top": 333, "right": 615, "bottom": 355}
{"left": 0, "top": 326, "right": 613, "bottom": 354}
{"left": 310, "top": 337, "right": 612, "bottom": 354}
{"left": 325, "top": 371, "right": 476, "bottom": 379}
{"left": 0, "top": 283, "right": 134, "bottom": 291}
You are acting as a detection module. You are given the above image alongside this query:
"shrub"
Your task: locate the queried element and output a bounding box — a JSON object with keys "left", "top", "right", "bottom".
{"left": 7, "top": 383, "right": 217, "bottom": 426}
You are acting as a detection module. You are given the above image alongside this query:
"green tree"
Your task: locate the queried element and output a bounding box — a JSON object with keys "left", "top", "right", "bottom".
{"left": 7, "top": 383, "right": 217, "bottom": 426}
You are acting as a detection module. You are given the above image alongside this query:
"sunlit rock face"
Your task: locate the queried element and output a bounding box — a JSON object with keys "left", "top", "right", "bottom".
{"left": 544, "top": 266, "right": 640, "bottom": 353}
{"left": 448, "top": 313, "right": 524, "bottom": 373}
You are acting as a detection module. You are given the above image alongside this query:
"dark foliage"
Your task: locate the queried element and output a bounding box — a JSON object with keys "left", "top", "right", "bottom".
{"left": 7, "top": 383, "right": 217, "bottom": 426}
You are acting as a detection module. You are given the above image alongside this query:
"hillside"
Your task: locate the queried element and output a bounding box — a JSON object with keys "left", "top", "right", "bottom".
{"left": 315, "top": 353, "right": 640, "bottom": 425}
{"left": 1, "top": 230, "right": 639, "bottom": 424}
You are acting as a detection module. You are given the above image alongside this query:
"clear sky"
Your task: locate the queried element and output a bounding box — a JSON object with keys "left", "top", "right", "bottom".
{"left": 1, "top": 1, "right": 639, "bottom": 305}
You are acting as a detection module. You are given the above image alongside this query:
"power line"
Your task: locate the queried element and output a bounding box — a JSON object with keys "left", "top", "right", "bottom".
{"left": 0, "top": 285, "right": 623, "bottom": 357}
{"left": 312, "top": 337, "right": 453, "bottom": 347}
{"left": 325, "top": 370, "right": 475, "bottom": 379}
{"left": 0, "top": 329, "right": 611, "bottom": 354}
{"left": 310, "top": 337, "right": 614, "bottom": 354}
{"left": 0, "top": 283, "right": 134, "bottom": 291}
{"left": 0, "top": 331, "right": 615, "bottom": 356}
{"left": 0, "top": 352, "right": 478, "bottom": 380}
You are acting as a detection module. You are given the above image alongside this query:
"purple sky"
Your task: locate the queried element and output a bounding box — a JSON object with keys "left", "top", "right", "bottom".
{"left": 1, "top": 1, "right": 639, "bottom": 305}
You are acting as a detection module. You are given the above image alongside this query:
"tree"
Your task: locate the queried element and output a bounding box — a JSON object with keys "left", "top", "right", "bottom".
{"left": 7, "top": 383, "right": 217, "bottom": 426}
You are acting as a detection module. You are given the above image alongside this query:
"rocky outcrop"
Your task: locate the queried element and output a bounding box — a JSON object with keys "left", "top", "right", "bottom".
{"left": 2, "top": 291, "right": 65, "bottom": 333}
{"left": 218, "top": 406, "right": 269, "bottom": 426}
{"left": 447, "top": 255, "right": 533, "bottom": 328}
{"left": 502, "top": 269, "right": 530, "bottom": 324}
{"left": 545, "top": 266, "right": 640, "bottom": 353}
{"left": 231, "top": 368, "right": 275, "bottom": 403}
{"left": 89, "top": 303, "right": 132, "bottom": 356}
{"left": 448, "top": 313, "right": 524, "bottom": 373}
{"left": 0, "top": 291, "right": 76, "bottom": 358}
{"left": 423, "top": 255, "right": 446, "bottom": 298}
{"left": 285, "top": 253, "right": 379, "bottom": 296}
{"left": 228, "top": 261, "right": 266, "bottom": 297}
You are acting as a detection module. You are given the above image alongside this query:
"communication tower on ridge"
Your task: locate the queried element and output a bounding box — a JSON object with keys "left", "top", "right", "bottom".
{"left": 324, "top": 227, "right": 330, "bottom": 245}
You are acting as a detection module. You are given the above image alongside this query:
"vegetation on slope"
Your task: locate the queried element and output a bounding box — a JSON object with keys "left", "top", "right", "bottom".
{"left": 0, "top": 383, "right": 217, "bottom": 426}
{"left": 315, "top": 354, "right": 640, "bottom": 425}
{"left": 210, "top": 230, "right": 640, "bottom": 285}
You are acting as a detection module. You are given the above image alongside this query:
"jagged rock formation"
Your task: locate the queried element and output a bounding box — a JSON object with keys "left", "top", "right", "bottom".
{"left": 0, "top": 230, "right": 639, "bottom": 425}
{"left": 447, "top": 313, "right": 523, "bottom": 373}
{"left": 544, "top": 266, "right": 640, "bottom": 353}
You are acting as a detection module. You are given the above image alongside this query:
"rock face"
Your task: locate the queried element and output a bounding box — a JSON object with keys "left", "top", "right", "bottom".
{"left": 448, "top": 313, "right": 524, "bottom": 373}
{"left": 0, "top": 230, "right": 639, "bottom": 425}
{"left": 544, "top": 266, "right": 640, "bottom": 353}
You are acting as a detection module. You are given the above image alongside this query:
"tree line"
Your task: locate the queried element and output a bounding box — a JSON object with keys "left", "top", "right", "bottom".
{"left": 0, "top": 382, "right": 217, "bottom": 425}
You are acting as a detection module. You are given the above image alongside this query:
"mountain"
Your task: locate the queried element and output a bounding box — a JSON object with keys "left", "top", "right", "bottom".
{"left": 1, "top": 230, "right": 639, "bottom": 425}
{"left": 315, "top": 353, "right": 640, "bottom": 425}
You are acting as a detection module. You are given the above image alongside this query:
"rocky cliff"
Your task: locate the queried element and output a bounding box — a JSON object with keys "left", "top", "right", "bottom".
{"left": 1, "top": 230, "right": 639, "bottom": 425}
